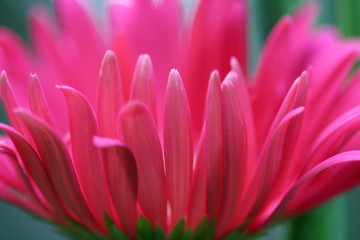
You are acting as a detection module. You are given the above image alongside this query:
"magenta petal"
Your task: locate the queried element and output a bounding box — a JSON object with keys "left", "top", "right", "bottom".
{"left": 0, "top": 71, "right": 30, "bottom": 140}
{"left": 204, "top": 71, "right": 223, "bottom": 217}
{"left": 130, "top": 54, "right": 158, "bottom": 124}
{"left": 96, "top": 50, "right": 123, "bottom": 138}
{"left": 29, "top": 74, "right": 55, "bottom": 128}
{"left": 119, "top": 101, "right": 167, "bottom": 228}
{"left": 217, "top": 73, "right": 248, "bottom": 235}
{"left": 0, "top": 124, "right": 67, "bottom": 219}
{"left": 164, "top": 70, "right": 193, "bottom": 225}
{"left": 250, "top": 107, "right": 305, "bottom": 221}
{"left": 14, "top": 109, "right": 97, "bottom": 229}
{"left": 252, "top": 16, "right": 293, "bottom": 144}
{"left": 309, "top": 106, "right": 360, "bottom": 168}
{"left": 289, "top": 151, "right": 360, "bottom": 211}
{"left": 0, "top": 143, "right": 52, "bottom": 217}
{"left": 186, "top": 126, "right": 206, "bottom": 229}
{"left": 94, "top": 136, "right": 138, "bottom": 238}
{"left": 58, "top": 86, "right": 111, "bottom": 226}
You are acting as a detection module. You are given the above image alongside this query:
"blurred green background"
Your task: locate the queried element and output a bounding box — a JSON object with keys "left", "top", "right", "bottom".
{"left": 0, "top": 0, "right": 360, "bottom": 239}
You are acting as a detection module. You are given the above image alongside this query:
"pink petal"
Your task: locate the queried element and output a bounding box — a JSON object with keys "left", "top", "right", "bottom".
{"left": 0, "top": 71, "right": 31, "bottom": 140}
{"left": 28, "top": 74, "right": 55, "bottom": 128}
{"left": 309, "top": 106, "right": 360, "bottom": 168}
{"left": 14, "top": 109, "right": 97, "bottom": 229}
{"left": 0, "top": 124, "right": 67, "bottom": 219}
{"left": 217, "top": 72, "right": 248, "bottom": 235}
{"left": 58, "top": 86, "right": 111, "bottom": 227}
{"left": 118, "top": 101, "right": 167, "bottom": 228}
{"left": 182, "top": 0, "right": 247, "bottom": 137}
{"left": 280, "top": 151, "right": 360, "bottom": 219}
{"left": 0, "top": 143, "right": 49, "bottom": 215}
{"left": 186, "top": 126, "right": 206, "bottom": 228}
{"left": 0, "top": 28, "right": 31, "bottom": 105}
{"left": 252, "top": 16, "right": 293, "bottom": 145}
{"left": 109, "top": 0, "right": 180, "bottom": 103}
{"left": 94, "top": 136, "right": 138, "bottom": 238}
{"left": 164, "top": 69, "right": 193, "bottom": 225}
{"left": 204, "top": 71, "right": 223, "bottom": 217}
{"left": 96, "top": 50, "right": 123, "bottom": 138}
{"left": 130, "top": 54, "right": 157, "bottom": 124}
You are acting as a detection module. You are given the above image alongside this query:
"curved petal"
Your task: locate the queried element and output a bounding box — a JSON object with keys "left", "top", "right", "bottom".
{"left": 58, "top": 86, "right": 111, "bottom": 227}
{"left": 0, "top": 124, "right": 68, "bottom": 219}
{"left": 14, "top": 109, "right": 98, "bottom": 230}
{"left": 118, "top": 101, "right": 167, "bottom": 228}
{"left": 94, "top": 136, "right": 138, "bottom": 238}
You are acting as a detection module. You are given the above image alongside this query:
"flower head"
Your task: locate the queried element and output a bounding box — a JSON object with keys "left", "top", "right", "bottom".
{"left": 1, "top": 0, "right": 360, "bottom": 239}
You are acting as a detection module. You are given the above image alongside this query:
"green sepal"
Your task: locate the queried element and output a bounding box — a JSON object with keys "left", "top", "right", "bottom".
{"left": 104, "top": 214, "right": 131, "bottom": 240}
{"left": 193, "top": 216, "right": 216, "bottom": 240}
{"left": 55, "top": 219, "right": 107, "bottom": 240}
{"left": 50, "top": 214, "right": 265, "bottom": 240}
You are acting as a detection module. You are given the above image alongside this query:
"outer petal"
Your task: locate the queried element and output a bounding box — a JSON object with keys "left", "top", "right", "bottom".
{"left": 186, "top": 125, "right": 206, "bottom": 228}
{"left": 59, "top": 86, "right": 111, "bottom": 228}
{"left": 0, "top": 124, "right": 68, "bottom": 219}
{"left": 250, "top": 151, "right": 360, "bottom": 230}
{"left": 0, "top": 71, "right": 31, "bottom": 140}
{"left": 204, "top": 71, "right": 223, "bottom": 217}
{"left": 96, "top": 50, "right": 123, "bottom": 138}
{"left": 14, "top": 110, "right": 97, "bottom": 229}
{"left": 119, "top": 101, "right": 167, "bottom": 228}
{"left": 164, "top": 70, "right": 193, "bottom": 225}
{"left": 0, "top": 144, "right": 50, "bottom": 218}
{"left": 94, "top": 136, "right": 138, "bottom": 238}
{"left": 216, "top": 72, "right": 247, "bottom": 236}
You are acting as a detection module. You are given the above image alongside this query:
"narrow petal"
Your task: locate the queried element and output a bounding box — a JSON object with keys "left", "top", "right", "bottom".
{"left": 29, "top": 74, "right": 55, "bottom": 128}
{"left": 119, "top": 101, "right": 167, "bottom": 228}
{"left": 217, "top": 73, "right": 247, "bottom": 235}
{"left": 252, "top": 16, "right": 293, "bottom": 144}
{"left": 250, "top": 151, "right": 360, "bottom": 230}
{"left": 286, "top": 151, "right": 360, "bottom": 216}
{"left": 0, "top": 144, "right": 51, "bottom": 218}
{"left": 130, "top": 54, "right": 157, "bottom": 123}
{"left": 58, "top": 86, "right": 111, "bottom": 227}
{"left": 204, "top": 71, "right": 223, "bottom": 217}
{"left": 251, "top": 107, "right": 305, "bottom": 217}
{"left": 0, "top": 28, "right": 31, "bottom": 104}
{"left": 186, "top": 126, "right": 206, "bottom": 228}
{"left": 0, "top": 71, "right": 30, "bottom": 140}
{"left": 164, "top": 69, "right": 193, "bottom": 225}
{"left": 0, "top": 124, "right": 67, "bottom": 219}
{"left": 96, "top": 50, "right": 123, "bottom": 138}
{"left": 14, "top": 110, "right": 97, "bottom": 229}
{"left": 94, "top": 136, "right": 138, "bottom": 238}
{"left": 309, "top": 106, "right": 360, "bottom": 168}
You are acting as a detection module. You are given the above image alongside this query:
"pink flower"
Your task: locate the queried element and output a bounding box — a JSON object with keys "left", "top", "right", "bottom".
{"left": 1, "top": 0, "right": 360, "bottom": 238}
